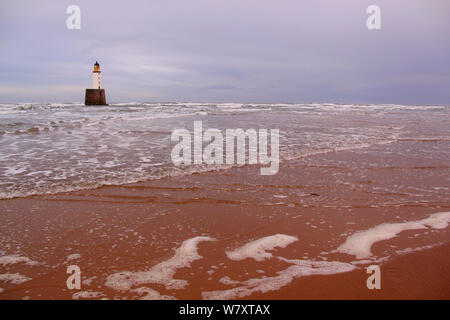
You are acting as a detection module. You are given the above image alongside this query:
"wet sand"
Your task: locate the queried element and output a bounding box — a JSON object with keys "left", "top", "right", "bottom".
{"left": 250, "top": 243, "right": 450, "bottom": 300}
{"left": 0, "top": 139, "right": 449, "bottom": 300}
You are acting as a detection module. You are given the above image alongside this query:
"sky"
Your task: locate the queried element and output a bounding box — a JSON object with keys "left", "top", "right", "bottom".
{"left": 0, "top": 0, "right": 449, "bottom": 104}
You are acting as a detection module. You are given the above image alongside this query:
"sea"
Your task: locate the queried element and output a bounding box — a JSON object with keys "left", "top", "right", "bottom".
{"left": 0, "top": 102, "right": 450, "bottom": 299}
{"left": 0, "top": 102, "right": 449, "bottom": 199}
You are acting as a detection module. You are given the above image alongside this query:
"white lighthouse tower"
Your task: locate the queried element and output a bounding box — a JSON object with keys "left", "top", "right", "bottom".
{"left": 85, "top": 61, "right": 107, "bottom": 105}
{"left": 93, "top": 61, "right": 101, "bottom": 89}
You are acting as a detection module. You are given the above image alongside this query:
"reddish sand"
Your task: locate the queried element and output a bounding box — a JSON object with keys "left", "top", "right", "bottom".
{"left": 0, "top": 140, "right": 449, "bottom": 300}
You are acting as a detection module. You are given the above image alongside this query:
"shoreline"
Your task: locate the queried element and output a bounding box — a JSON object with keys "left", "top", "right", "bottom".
{"left": 0, "top": 139, "right": 449, "bottom": 300}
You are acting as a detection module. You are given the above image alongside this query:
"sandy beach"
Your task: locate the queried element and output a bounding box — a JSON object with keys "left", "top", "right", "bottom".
{"left": 2, "top": 0, "right": 450, "bottom": 304}
{"left": 0, "top": 135, "right": 448, "bottom": 299}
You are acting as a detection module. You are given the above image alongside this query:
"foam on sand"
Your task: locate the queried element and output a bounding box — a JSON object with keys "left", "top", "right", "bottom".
{"left": 0, "top": 255, "right": 38, "bottom": 266}
{"left": 105, "top": 236, "right": 215, "bottom": 291}
{"left": 336, "top": 212, "right": 450, "bottom": 259}
{"left": 131, "top": 287, "right": 176, "bottom": 300}
{"left": 72, "top": 290, "right": 105, "bottom": 300}
{"left": 66, "top": 253, "right": 81, "bottom": 261}
{"left": 0, "top": 273, "right": 32, "bottom": 285}
{"left": 202, "top": 257, "right": 356, "bottom": 300}
{"left": 226, "top": 234, "right": 298, "bottom": 261}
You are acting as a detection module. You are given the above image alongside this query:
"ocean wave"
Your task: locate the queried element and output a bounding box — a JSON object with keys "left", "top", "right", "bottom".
{"left": 1, "top": 102, "right": 448, "bottom": 200}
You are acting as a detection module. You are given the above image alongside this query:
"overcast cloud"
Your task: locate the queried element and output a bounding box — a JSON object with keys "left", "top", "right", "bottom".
{"left": 0, "top": 0, "right": 449, "bottom": 104}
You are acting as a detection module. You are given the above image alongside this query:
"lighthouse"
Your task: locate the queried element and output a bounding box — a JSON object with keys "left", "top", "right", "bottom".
{"left": 85, "top": 61, "right": 107, "bottom": 105}
{"left": 93, "top": 61, "right": 101, "bottom": 89}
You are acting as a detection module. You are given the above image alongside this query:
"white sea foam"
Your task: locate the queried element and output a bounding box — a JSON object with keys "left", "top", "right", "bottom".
{"left": 216, "top": 103, "right": 243, "bottom": 109}
{"left": 82, "top": 276, "right": 97, "bottom": 286}
{"left": 0, "top": 255, "right": 38, "bottom": 266}
{"left": 0, "top": 161, "right": 234, "bottom": 199}
{"left": 105, "top": 236, "right": 215, "bottom": 291}
{"left": 227, "top": 108, "right": 272, "bottom": 113}
{"left": 66, "top": 253, "right": 81, "bottom": 261}
{"left": 226, "top": 234, "right": 298, "bottom": 261}
{"left": 203, "top": 234, "right": 356, "bottom": 299}
{"left": 336, "top": 212, "right": 450, "bottom": 259}
{"left": 1, "top": 102, "right": 446, "bottom": 200}
{"left": 122, "top": 112, "right": 205, "bottom": 121}
{"left": 131, "top": 287, "right": 176, "bottom": 300}
{"left": 72, "top": 290, "right": 105, "bottom": 300}
{"left": 202, "top": 258, "right": 356, "bottom": 300}
{"left": 218, "top": 276, "right": 241, "bottom": 285}
{"left": 395, "top": 244, "right": 436, "bottom": 255}
{"left": 0, "top": 273, "right": 32, "bottom": 284}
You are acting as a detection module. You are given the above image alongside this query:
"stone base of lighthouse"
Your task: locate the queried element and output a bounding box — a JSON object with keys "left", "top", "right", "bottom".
{"left": 85, "top": 89, "right": 107, "bottom": 105}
